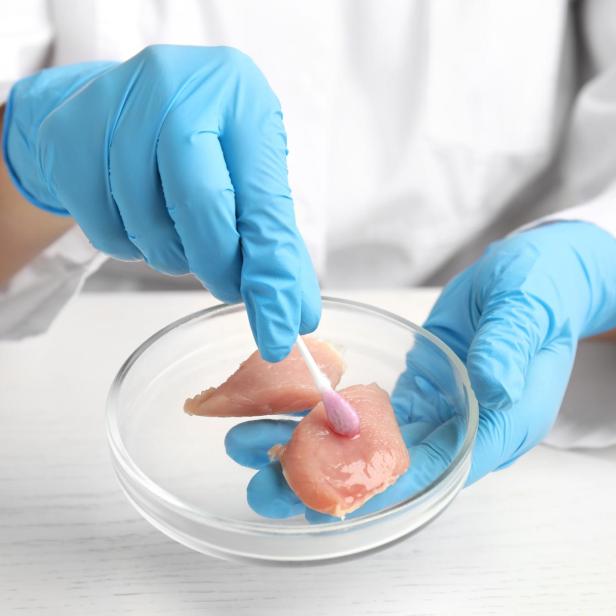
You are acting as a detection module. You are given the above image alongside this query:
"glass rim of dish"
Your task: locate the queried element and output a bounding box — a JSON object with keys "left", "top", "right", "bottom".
{"left": 106, "top": 296, "right": 479, "bottom": 536}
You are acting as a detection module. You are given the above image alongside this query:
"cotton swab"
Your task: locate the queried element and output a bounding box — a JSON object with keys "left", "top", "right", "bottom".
{"left": 295, "top": 336, "right": 360, "bottom": 438}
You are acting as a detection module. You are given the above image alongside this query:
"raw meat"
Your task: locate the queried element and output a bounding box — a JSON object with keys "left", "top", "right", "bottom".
{"left": 269, "top": 384, "right": 410, "bottom": 517}
{"left": 184, "top": 337, "right": 345, "bottom": 417}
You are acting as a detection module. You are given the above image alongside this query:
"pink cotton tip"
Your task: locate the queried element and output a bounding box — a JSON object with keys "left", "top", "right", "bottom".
{"left": 321, "top": 388, "right": 361, "bottom": 438}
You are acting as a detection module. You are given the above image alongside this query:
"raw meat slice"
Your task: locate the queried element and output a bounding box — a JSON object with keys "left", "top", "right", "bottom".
{"left": 184, "top": 337, "right": 345, "bottom": 417}
{"left": 270, "top": 383, "right": 410, "bottom": 517}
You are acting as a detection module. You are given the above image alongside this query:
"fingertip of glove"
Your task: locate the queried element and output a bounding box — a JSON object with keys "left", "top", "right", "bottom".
{"left": 299, "top": 282, "right": 321, "bottom": 336}
{"left": 243, "top": 290, "right": 300, "bottom": 362}
{"left": 299, "top": 301, "right": 321, "bottom": 335}
{"left": 210, "top": 287, "right": 243, "bottom": 305}
{"left": 297, "top": 239, "right": 322, "bottom": 334}
{"left": 247, "top": 309, "right": 295, "bottom": 362}
{"left": 225, "top": 419, "right": 297, "bottom": 469}
{"left": 200, "top": 277, "right": 242, "bottom": 304}
{"left": 224, "top": 424, "right": 267, "bottom": 469}
{"left": 259, "top": 344, "right": 293, "bottom": 363}
{"left": 247, "top": 464, "right": 303, "bottom": 518}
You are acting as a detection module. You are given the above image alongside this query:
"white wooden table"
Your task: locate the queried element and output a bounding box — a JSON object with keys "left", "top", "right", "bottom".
{"left": 2, "top": 290, "right": 615, "bottom": 615}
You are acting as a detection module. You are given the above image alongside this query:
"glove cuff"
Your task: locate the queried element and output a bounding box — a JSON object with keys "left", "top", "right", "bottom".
{"left": 2, "top": 61, "right": 116, "bottom": 215}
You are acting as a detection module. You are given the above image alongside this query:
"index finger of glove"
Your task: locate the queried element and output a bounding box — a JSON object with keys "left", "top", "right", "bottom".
{"left": 224, "top": 419, "right": 298, "bottom": 469}
{"left": 218, "top": 51, "right": 317, "bottom": 360}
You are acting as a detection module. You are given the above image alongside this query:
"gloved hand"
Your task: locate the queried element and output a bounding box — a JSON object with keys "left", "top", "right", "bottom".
{"left": 2, "top": 45, "right": 320, "bottom": 361}
{"left": 224, "top": 221, "right": 616, "bottom": 520}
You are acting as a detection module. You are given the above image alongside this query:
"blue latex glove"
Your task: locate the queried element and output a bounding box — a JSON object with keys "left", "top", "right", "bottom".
{"left": 2, "top": 45, "right": 320, "bottom": 361}
{"left": 224, "top": 221, "right": 616, "bottom": 520}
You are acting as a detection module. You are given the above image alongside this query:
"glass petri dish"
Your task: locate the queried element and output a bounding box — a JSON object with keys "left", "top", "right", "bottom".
{"left": 106, "top": 297, "right": 478, "bottom": 564}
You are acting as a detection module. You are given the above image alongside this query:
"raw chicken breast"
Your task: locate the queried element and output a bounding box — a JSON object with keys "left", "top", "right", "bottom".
{"left": 270, "top": 384, "right": 410, "bottom": 517}
{"left": 184, "top": 337, "right": 344, "bottom": 417}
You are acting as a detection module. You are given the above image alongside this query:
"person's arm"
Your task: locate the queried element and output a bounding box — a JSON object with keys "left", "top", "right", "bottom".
{"left": 3, "top": 47, "right": 320, "bottom": 360}
{"left": 0, "top": 104, "right": 74, "bottom": 285}
{"left": 512, "top": 1, "right": 616, "bottom": 344}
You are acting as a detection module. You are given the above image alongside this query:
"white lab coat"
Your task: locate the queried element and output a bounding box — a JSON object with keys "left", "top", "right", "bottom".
{"left": 1, "top": 0, "right": 616, "bottom": 446}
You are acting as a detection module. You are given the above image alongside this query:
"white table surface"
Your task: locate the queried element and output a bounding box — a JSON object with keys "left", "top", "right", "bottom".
{"left": 1, "top": 289, "right": 615, "bottom": 615}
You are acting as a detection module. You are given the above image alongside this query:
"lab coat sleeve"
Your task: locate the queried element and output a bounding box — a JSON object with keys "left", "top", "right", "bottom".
{"left": 519, "top": 2, "right": 616, "bottom": 450}
{"left": 0, "top": 1, "right": 104, "bottom": 340}
{"left": 520, "top": 181, "right": 616, "bottom": 240}
{"left": 522, "top": 1, "right": 616, "bottom": 240}
{"left": 0, "top": 0, "right": 54, "bottom": 103}
{"left": 0, "top": 227, "right": 106, "bottom": 340}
